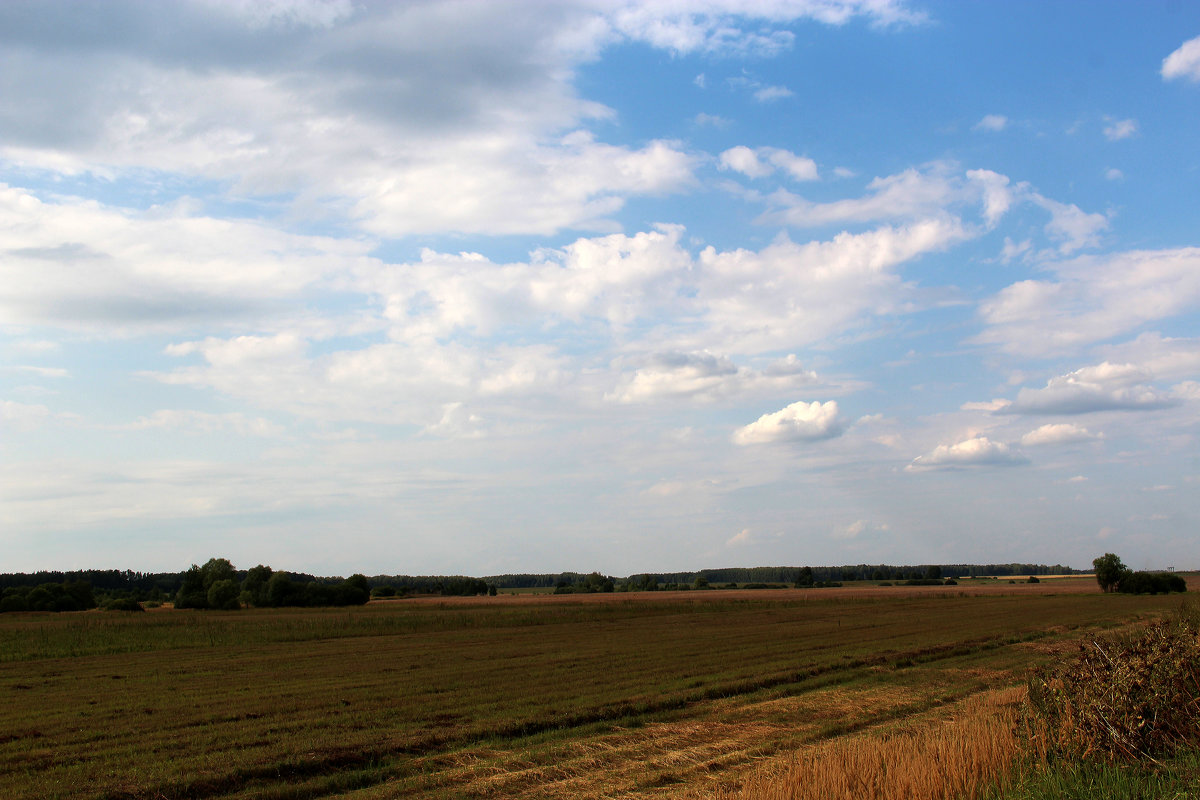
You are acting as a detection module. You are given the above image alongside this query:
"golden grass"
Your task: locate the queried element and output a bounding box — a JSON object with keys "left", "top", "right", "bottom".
{"left": 703, "top": 688, "right": 1026, "bottom": 800}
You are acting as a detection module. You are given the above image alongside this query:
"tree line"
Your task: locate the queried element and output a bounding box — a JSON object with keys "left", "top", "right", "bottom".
{"left": 0, "top": 557, "right": 1182, "bottom": 613}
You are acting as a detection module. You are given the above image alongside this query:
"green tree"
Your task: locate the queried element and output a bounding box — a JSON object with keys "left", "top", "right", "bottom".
{"left": 175, "top": 565, "right": 208, "bottom": 609}
{"left": 266, "top": 572, "right": 299, "bottom": 607}
{"left": 1093, "top": 553, "right": 1130, "bottom": 593}
{"left": 241, "top": 564, "right": 273, "bottom": 607}
{"left": 207, "top": 579, "right": 241, "bottom": 610}
{"left": 201, "top": 558, "right": 235, "bottom": 590}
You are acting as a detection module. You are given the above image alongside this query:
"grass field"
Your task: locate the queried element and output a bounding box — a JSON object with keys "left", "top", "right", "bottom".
{"left": 0, "top": 578, "right": 1192, "bottom": 799}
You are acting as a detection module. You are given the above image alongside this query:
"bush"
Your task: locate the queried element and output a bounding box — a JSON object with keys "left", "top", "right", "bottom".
{"left": 104, "top": 598, "right": 145, "bottom": 612}
{"left": 1026, "top": 611, "right": 1200, "bottom": 761}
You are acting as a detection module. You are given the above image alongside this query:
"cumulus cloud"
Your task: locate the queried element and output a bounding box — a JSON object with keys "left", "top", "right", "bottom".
{"left": 1162, "top": 35, "right": 1200, "bottom": 81}
{"left": 0, "top": 1, "right": 922, "bottom": 238}
{"left": 1020, "top": 423, "right": 1101, "bottom": 447}
{"left": 1002, "top": 362, "right": 1176, "bottom": 415}
{"left": 907, "top": 436, "right": 1028, "bottom": 470}
{"left": 691, "top": 218, "right": 970, "bottom": 352}
{"left": 732, "top": 400, "right": 843, "bottom": 445}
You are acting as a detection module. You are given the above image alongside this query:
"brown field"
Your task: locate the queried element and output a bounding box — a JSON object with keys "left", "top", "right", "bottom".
{"left": 0, "top": 576, "right": 1193, "bottom": 799}
{"left": 390, "top": 575, "right": 1106, "bottom": 607}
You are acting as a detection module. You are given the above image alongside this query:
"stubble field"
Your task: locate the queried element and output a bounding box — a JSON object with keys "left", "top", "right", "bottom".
{"left": 0, "top": 578, "right": 1192, "bottom": 799}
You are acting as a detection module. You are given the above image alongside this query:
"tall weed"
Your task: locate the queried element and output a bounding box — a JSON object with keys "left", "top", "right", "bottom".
{"left": 1025, "top": 606, "right": 1200, "bottom": 762}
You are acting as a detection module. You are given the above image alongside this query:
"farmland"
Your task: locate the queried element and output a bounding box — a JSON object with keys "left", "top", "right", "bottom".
{"left": 0, "top": 579, "right": 1193, "bottom": 799}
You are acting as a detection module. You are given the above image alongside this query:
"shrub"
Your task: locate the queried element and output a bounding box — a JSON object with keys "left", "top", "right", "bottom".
{"left": 104, "top": 598, "right": 145, "bottom": 612}
{"left": 1026, "top": 612, "right": 1200, "bottom": 761}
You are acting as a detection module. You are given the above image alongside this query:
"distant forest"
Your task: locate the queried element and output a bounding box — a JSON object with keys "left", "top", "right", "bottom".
{"left": 1, "top": 561, "right": 1081, "bottom": 605}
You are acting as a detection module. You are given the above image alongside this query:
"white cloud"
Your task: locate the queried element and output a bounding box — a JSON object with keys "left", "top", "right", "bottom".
{"left": 976, "top": 248, "right": 1200, "bottom": 356}
{"left": 754, "top": 85, "right": 794, "bottom": 102}
{"left": 907, "top": 436, "right": 1028, "bottom": 470}
{"left": 0, "top": 185, "right": 374, "bottom": 334}
{"left": 720, "top": 146, "right": 772, "bottom": 179}
{"left": 726, "top": 528, "right": 753, "bottom": 547}
{"left": 1172, "top": 381, "right": 1200, "bottom": 401}
{"left": 732, "top": 400, "right": 843, "bottom": 445}
{"left": 1020, "top": 423, "right": 1101, "bottom": 447}
{"left": 719, "top": 146, "right": 818, "bottom": 181}
{"left": 1096, "top": 333, "right": 1200, "bottom": 382}
{"left": 1003, "top": 362, "right": 1175, "bottom": 416}
{"left": 961, "top": 399, "right": 1011, "bottom": 412}
{"left": 1105, "top": 168, "right": 1124, "bottom": 181}
{"left": 691, "top": 218, "right": 970, "bottom": 352}
{"left": 1, "top": 400, "right": 53, "bottom": 431}
{"left": 607, "top": 351, "right": 817, "bottom": 404}
{"left": 0, "top": 1, "right": 923, "bottom": 239}
{"left": 973, "top": 114, "right": 1008, "bottom": 132}
{"left": 762, "top": 163, "right": 1021, "bottom": 230}
{"left": 833, "top": 519, "right": 889, "bottom": 540}
{"left": 610, "top": 0, "right": 925, "bottom": 56}
{"left": 1103, "top": 118, "right": 1138, "bottom": 141}
{"left": 1028, "top": 193, "right": 1108, "bottom": 253}
{"left": 1162, "top": 35, "right": 1200, "bottom": 81}
{"left": 764, "top": 148, "right": 819, "bottom": 181}
{"left": 424, "top": 402, "right": 487, "bottom": 439}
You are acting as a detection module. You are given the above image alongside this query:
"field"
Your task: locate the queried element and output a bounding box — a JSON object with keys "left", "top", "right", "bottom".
{"left": 0, "top": 578, "right": 1193, "bottom": 799}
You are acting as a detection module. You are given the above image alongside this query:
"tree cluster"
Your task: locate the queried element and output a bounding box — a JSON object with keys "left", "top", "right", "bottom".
{"left": 1093, "top": 553, "right": 1187, "bottom": 595}
{"left": 175, "top": 558, "right": 370, "bottom": 610}
{"left": 553, "top": 572, "right": 615, "bottom": 594}
{"left": 1, "top": 581, "right": 95, "bottom": 613}
{"left": 366, "top": 575, "right": 495, "bottom": 597}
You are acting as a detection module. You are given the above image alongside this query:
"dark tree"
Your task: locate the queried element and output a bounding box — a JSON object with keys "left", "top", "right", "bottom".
{"left": 201, "top": 558, "right": 235, "bottom": 589}
{"left": 207, "top": 579, "right": 241, "bottom": 610}
{"left": 175, "top": 565, "right": 209, "bottom": 609}
{"left": 1093, "top": 553, "right": 1130, "bottom": 593}
{"left": 241, "top": 564, "right": 273, "bottom": 607}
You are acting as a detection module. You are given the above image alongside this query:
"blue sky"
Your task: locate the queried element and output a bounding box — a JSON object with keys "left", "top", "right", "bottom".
{"left": 3, "top": 0, "right": 1200, "bottom": 576}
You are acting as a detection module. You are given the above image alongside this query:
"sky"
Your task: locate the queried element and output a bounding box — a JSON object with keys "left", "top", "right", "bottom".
{"left": 3, "top": 0, "right": 1200, "bottom": 578}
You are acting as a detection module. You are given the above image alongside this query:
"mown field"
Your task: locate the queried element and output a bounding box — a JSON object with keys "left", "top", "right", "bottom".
{"left": 0, "top": 578, "right": 1192, "bottom": 799}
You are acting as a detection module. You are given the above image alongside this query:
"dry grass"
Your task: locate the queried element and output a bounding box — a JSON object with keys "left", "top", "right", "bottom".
{"left": 697, "top": 688, "right": 1026, "bottom": 800}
